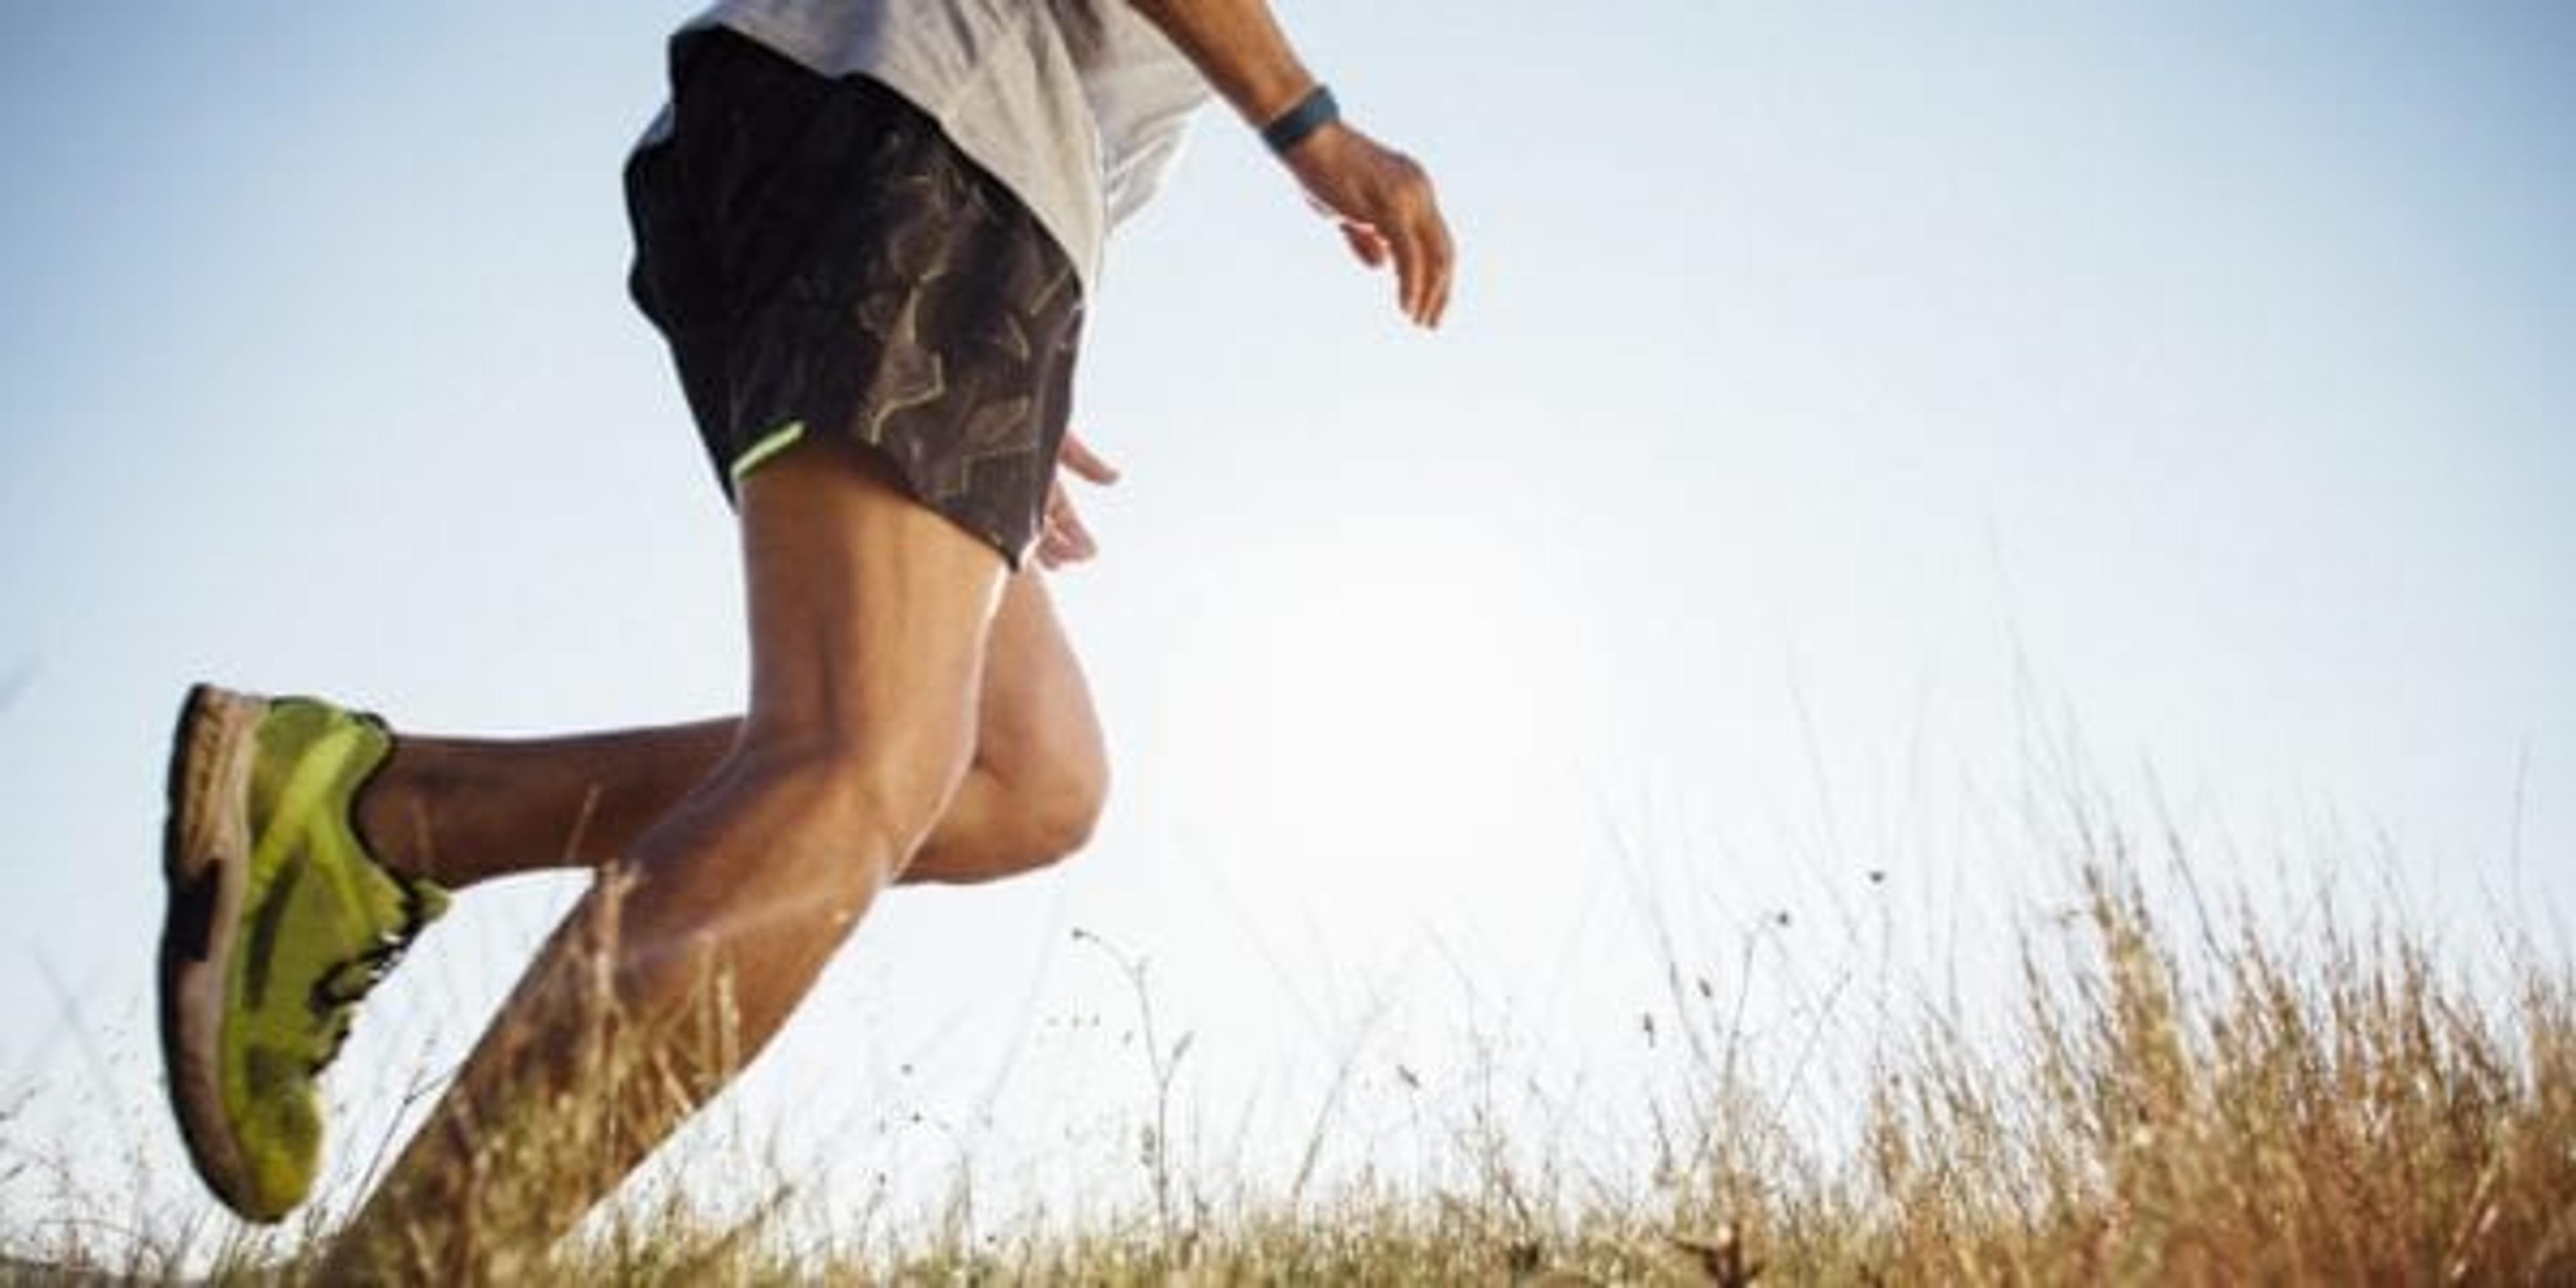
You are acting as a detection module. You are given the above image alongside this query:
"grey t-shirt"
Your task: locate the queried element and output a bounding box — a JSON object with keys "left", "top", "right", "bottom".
{"left": 651, "top": 0, "right": 1212, "bottom": 294}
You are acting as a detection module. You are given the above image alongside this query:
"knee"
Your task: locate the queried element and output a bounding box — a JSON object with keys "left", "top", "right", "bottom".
{"left": 739, "top": 736, "right": 970, "bottom": 874}
{"left": 1015, "top": 757, "right": 1109, "bottom": 870}
{"left": 929, "top": 757, "right": 1107, "bottom": 885}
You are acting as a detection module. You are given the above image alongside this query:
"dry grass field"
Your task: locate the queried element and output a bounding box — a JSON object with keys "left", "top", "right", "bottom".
{"left": 7, "top": 813, "right": 2571, "bottom": 1285}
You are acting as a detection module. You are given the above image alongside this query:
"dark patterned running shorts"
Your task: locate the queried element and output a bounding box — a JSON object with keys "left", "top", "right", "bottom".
{"left": 623, "top": 28, "right": 1084, "bottom": 570}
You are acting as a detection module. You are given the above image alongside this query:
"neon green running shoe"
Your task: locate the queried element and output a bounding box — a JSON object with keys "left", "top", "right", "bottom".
{"left": 158, "top": 684, "right": 449, "bottom": 1222}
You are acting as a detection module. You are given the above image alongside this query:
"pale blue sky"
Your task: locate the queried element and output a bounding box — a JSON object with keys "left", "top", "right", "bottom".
{"left": 3, "top": 0, "right": 2572, "bottom": 1244}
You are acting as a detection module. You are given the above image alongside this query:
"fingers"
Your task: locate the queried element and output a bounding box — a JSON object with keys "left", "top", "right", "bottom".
{"left": 1417, "top": 198, "right": 1454, "bottom": 327}
{"left": 1059, "top": 432, "right": 1121, "bottom": 485}
{"left": 1352, "top": 152, "right": 1451, "bottom": 327}
{"left": 1036, "top": 517, "right": 1090, "bottom": 569}
{"left": 1281, "top": 122, "right": 1455, "bottom": 327}
{"left": 1391, "top": 217, "right": 1426, "bottom": 321}
{"left": 1387, "top": 211, "right": 1449, "bottom": 327}
{"left": 1037, "top": 476, "right": 1099, "bottom": 569}
{"left": 1036, "top": 433, "right": 1117, "bottom": 570}
{"left": 1391, "top": 164, "right": 1452, "bottom": 327}
{"left": 1053, "top": 504, "right": 1097, "bottom": 561}
{"left": 1344, "top": 206, "right": 1448, "bottom": 325}
{"left": 1036, "top": 526, "right": 1086, "bottom": 570}
{"left": 1340, "top": 221, "right": 1389, "bottom": 268}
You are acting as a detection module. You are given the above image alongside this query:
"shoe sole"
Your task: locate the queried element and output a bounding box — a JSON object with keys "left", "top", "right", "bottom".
{"left": 157, "top": 683, "right": 279, "bottom": 1221}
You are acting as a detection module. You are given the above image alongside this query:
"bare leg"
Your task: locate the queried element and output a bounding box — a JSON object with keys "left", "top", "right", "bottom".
{"left": 354, "top": 561, "right": 1108, "bottom": 890}
{"left": 325, "top": 439, "right": 1017, "bottom": 1279}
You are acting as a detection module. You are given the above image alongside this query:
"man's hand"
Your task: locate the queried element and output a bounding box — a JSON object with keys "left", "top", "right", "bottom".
{"left": 1122, "top": 0, "right": 1456, "bottom": 328}
{"left": 1281, "top": 121, "right": 1453, "bottom": 328}
{"left": 1035, "top": 431, "right": 1121, "bottom": 570}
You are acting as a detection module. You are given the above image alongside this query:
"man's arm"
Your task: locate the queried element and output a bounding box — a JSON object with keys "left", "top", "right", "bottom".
{"left": 1124, "top": 0, "right": 1455, "bottom": 328}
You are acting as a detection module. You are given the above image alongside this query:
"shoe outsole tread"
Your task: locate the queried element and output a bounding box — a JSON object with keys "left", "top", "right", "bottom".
{"left": 158, "top": 684, "right": 280, "bottom": 1220}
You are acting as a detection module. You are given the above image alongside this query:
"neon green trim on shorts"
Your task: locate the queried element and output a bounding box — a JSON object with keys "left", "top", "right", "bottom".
{"left": 730, "top": 421, "right": 808, "bottom": 483}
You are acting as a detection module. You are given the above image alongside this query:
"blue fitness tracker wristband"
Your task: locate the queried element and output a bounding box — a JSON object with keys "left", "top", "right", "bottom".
{"left": 1261, "top": 84, "right": 1340, "bottom": 155}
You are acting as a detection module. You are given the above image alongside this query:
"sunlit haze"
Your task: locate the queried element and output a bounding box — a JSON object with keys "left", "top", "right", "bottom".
{"left": 3, "top": 1, "right": 2571, "bottom": 1241}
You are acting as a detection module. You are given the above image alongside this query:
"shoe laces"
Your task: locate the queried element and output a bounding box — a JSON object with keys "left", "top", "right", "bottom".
{"left": 302, "top": 885, "right": 439, "bottom": 1075}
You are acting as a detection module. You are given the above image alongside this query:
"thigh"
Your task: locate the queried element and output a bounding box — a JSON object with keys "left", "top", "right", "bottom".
{"left": 735, "top": 433, "right": 1010, "bottom": 816}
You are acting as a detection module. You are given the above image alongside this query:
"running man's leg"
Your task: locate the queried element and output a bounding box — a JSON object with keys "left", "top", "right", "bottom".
{"left": 353, "top": 565, "right": 1108, "bottom": 890}
{"left": 325, "top": 437, "right": 1012, "bottom": 1279}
